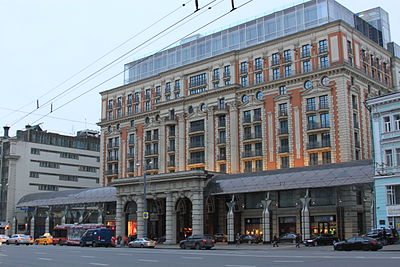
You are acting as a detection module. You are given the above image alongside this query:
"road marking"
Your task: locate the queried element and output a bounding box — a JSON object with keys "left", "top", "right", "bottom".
{"left": 89, "top": 263, "right": 109, "bottom": 266}
{"left": 138, "top": 259, "right": 160, "bottom": 263}
{"left": 273, "top": 260, "right": 304, "bottom": 263}
{"left": 0, "top": 254, "right": 7, "bottom": 257}
{"left": 38, "top": 258, "right": 52, "bottom": 261}
{"left": 224, "top": 265, "right": 256, "bottom": 267}
{"left": 117, "top": 253, "right": 131, "bottom": 256}
{"left": 35, "top": 252, "right": 48, "bottom": 255}
{"left": 70, "top": 251, "right": 82, "bottom": 253}
{"left": 181, "top": 256, "right": 204, "bottom": 259}
{"left": 82, "top": 255, "right": 95, "bottom": 258}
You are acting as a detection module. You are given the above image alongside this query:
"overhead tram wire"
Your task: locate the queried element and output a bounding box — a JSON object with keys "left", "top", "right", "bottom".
{"left": 29, "top": 0, "right": 254, "bottom": 126}
{"left": 1, "top": 0, "right": 193, "bottom": 123}
{"left": 10, "top": 0, "right": 216, "bottom": 128}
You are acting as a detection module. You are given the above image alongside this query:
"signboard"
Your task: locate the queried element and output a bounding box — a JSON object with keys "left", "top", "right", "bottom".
{"left": 143, "top": 212, "right": 149, "bottom": 219}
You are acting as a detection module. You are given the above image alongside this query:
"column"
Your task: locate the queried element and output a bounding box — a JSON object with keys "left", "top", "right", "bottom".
{"left": 115, "top": 197, "right": 124, "bottom": 238}
{"left": 226, "top": 197, "right": 235, "bottom": 244}
{"left": 229, "top": 105, "right": 239, "bottom": 173}
{"left": 45, "top": 210, "right": 50, "bottom": 234}
{"left": 30, "top": 216, "right": 35, "bottom": 237}
{"left": 61, "top": 208, "right": 67, "bottom": 225}
{"left": 159, "top": 124, "right": 166, "bottom": 173}
{"left": 97, "top": 205, "right": 104, "bottom": 224}
{"left": 261, "top": 198, "right": 272, "bottom": 243}
{"left": 165, "top": 193, "right": 176, "bottom": 244}
{"left": 300, "top": 190, "right": 311, "bottom": 240}
{"left": 136, "top": 199, "right": 144, "bottom": 238}
{"left": 206, "top": 110, "right": 215, "bottom": 171}
{"left": 178, "top": 114, "right": 186, "bottom": 171}
{"left": 191, "top": 191, "right": 204, "bottom": 235}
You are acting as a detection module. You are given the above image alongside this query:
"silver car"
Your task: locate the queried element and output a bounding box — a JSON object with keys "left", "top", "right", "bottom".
{"left": 6, "top": 234, "right": 34, "bottom": 245}
{"left": 0, "top": 235, "right": 9, "bottom": 244}
{"left": 128, "top": 238, "right": 156, "bottom": 248}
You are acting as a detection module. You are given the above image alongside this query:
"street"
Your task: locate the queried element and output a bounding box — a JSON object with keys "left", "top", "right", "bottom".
{"left": 0, "top": 244, "right": 399, "bottom": 267}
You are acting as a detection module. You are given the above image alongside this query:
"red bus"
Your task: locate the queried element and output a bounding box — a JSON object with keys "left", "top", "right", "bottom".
{"left": 53, "top": 224, "right": 114, "bottom": 246}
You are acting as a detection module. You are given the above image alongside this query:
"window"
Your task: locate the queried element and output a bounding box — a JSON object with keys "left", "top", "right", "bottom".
{"left": 272, "top": 53, "right": 280, "bottom": 65}
{"left": 165, "top": 82, "right": 171, "bottom": 93}
{"left": 255, "top": 57, "right": 262, "bottom": 70}
{"left": 127, "top": 105, "right": 132, "bottom": 115}
{"left": 155, "top": 86, "right": 161, "bottom": 97}
{"left": 31, "top": 148, "right": 40, "bottom": 155}
{"left": 134, "top": 92, "right": 140, "bottom": 102}
{"left": 319, "top": 95, "right": 329, "bottom": 109}
{"left": 272, "top": 68, "right": 280, "bottom": 80}
{"left": 254, "top": 125, "right": 262, "bottom": 138}
{"left": 396, "top": 148, "right": 400, "bottom": 166}
{"left": 145, "top": 89, "right": 151, "bottom": 99}
{"left": 322, "top": 151, "right": 331, "bottom": 164}
{"left": 213, "top": 68, "right": 220, "bottom": 80}
{"left": 189, "top": 73, "right": 206, "bottom": 88}
{"left": 279, "top": 191, "right": 296, "bottom": 207}
{"left": 394, "top": 115, "right": 400, "bottom": 131}
{"left": 242, "top": 95, "right": 249, "bottom": 103}
{"left": 255, "top": 160, "right": 263, "bottom": 171}
{"left": 321, "top": 132, "right": 330, "bottom": 147}
{"left": 320, "top": 56, "right": 329, "bottom": 68}
{"left": 319, "top": 40, "right": 328, "bottom": 53}
{"left": 347, "top": 40, "right": 352, "bottom": 54}
{"left": 309, "top": 153, "right": 319, "bottom": 165}
{"left": 256, "top": 91, "right": 263, "bottom": 100}
{"left": 387, "top": 185, "right": 400, "bottom": 205}
{"left": 243, "top": 110, "right": 251, "bottom": 123}
{"left": 279, "top": 103, "right": 287, "bottom": 116}
{"left": 39, "top": 161, "right": 60, "bottom": 169}
{"left": 303, "top": 60, "right": 311, "bottom": 72}
{"left": 59, "top": 175, "right": 78, "bottom": 182}
{"left": 117, "top": 97, "right": 122, "bottom": 107}
{"left": 283, "top": 50, "right": 291, "bottom": 62}
{"left": 220, "top": 164, "right": 226, "bottom": 173}
{"left": 306, "top": 97, "right": 316, "bottom": 111}
{"left": 384, "top": 116, "right": 391, "bottom": 132}
{"left": 352, "top": 95, "right": 358, "bottom": 110}
{"left": 108, "top": 99, "right": 113, "bottom": 109}
{"left": 127, "top": 94, "right": 133, "bottom": 104}
{"left": 254, "top": 108, "right": 261, "bottom": 122}
{"left": 79, "top": 166, "right": 97, "bottom": 172}
{"left": 224, "top": 65, "right": 231, "bottom": 77}
{"left": 320, "top": 113, "right": 330, "bottom": 128}
{"left": 30, "top": 171, "right": 39, "bottom": 178}
{"left": 60, "top": 152, "right": 79, "bottom": 160}
{"left": 284, "top": 65, "right": 292, "bottom": 77}
{"left": 386, "top": 150, "right": 393, "bottom": 167}
{"left": 240, "top": 76, "right": 248, "bottom": 87}
{"left": 108, "top": 111, "right": 113, "bottom": 120}
{"left": 279, "top": 85, "right": 286, "bottom": 95}
{"left": 307, "top": 115, "right": 317, "bottom": 130}
{"left": 281, "top": 156, "right": 289, "bottom": 168}
{"left": 134, "top": 104, "right": 140, "bottom": 113}
{"left": 244, "top": 161, "right": 253, "bottom": 172}
{"left": 302, "top": 44, "right": 310, "bottom": 57}
{"left": 117, "top": 108, "right": 122, "bottom": 118}
{"left": 174, "top": 79, "right": 180, "bottom": 90}
{"left": 240, "top": 61, "right": 248, "bottom": 74}
{"left": 255, "top": 73, "right": 263, "bottom": 84}
{"left": 279, "top": 120, "right": 288, "bottom": 135}
{"left": 38, "top": 184, "right": 59, "bottom": 191}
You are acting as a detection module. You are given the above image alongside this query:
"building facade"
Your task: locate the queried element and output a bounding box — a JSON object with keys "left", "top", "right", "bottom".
{"left": 97, "top": 0, "right": 396, "bottom": 242}
{"left": 367, "top": 92, "right": 400, "bottom": 229}
{"left": 0, "top": 125, "right": 101, "bottom": 235}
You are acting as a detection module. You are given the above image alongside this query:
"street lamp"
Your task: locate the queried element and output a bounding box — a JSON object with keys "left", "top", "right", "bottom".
{"left": 137, "top": 160, "right": 151, "bottom": 239}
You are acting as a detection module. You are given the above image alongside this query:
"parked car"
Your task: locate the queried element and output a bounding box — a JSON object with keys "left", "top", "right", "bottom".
{"left": 333, "top": 236, "right": 382, "bottom": 251}
{"left": 35, "top": 234, "right": 53, "bottom": 245}
{"left": 279, "top": 233, "right": 297, "bottom": 243}
{"left": 80, "top": 228, "right": 113, "bottom": 247}
{"left": 304, "top": 234, "right": 338, "bottom": 246}
{"left": 5, "top": 234, "right": 34, "bottom": 245}
{"left": 214, "top": 233, "right": 227, "bottom": 242}
{"left": 179, "top": 235, "right": 214, "bottom": 249}
{"left": 365, "top": 228, "right": 399, "bottom": 245}
{"left": 128, "top": 238, "right": 156, "bottom": 248}
{"left": 0, "top": 235, "right": 9, "bottom": 244}
{"left": 239, "top": 235, "right": 261, "bottom": 244}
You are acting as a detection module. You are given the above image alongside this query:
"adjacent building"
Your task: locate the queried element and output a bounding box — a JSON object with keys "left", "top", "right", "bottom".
{"left": 367, "top": 92, "right": 400, "bottom": 229}
{"left": 0, "top": 125, "right": 101, "bottom": 235}
{"left": 95, "top": 0, "right": 397, "bottom": 242}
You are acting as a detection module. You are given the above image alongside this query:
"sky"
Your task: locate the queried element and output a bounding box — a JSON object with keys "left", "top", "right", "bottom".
{"left": 0, "top": 0, "right": 399, "bottom": 137}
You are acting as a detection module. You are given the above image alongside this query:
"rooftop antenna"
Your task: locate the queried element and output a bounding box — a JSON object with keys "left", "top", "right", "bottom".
{"left": 194, "top": 0, "right": 199, "bottom": 12}
{"left": 231, "top": 0, "right": 236, "bottom": 11}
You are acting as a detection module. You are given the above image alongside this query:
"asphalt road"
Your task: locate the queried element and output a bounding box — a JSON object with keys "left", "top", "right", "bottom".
{"left": 0, "top": 244, "right": 399, "bottom": 267}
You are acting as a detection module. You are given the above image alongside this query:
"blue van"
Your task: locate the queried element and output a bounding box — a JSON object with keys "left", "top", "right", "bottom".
{"left": 80, "top": 228, "right": 113, "bottom": 247}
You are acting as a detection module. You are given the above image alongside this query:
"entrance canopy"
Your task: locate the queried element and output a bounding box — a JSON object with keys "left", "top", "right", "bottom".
{"left": 207, "top": 160, "right": 374, "bottom": 195}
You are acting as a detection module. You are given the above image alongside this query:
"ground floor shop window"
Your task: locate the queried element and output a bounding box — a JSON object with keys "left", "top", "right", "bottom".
{"left": 279, "top": 216, "right": 296, "bottom": 235}
{"left": 244, "top": 218, "right": 261, "bottom": 236}
{"left": 388, "top": 216, "right": 400, "bottom": 229}
{"left": 310, "top": 215, "right": 336, "bottom": 235}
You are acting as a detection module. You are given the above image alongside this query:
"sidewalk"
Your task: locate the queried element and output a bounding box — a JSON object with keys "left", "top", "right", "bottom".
{"left": 155, "top": 242, "right": 400, "bottom": 251}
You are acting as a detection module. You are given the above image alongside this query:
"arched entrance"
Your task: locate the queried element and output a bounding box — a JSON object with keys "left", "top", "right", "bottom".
{"left": 147, "top": 199, "right": 165, "bottom": 241}
{"left": 175, "top": 197, "right": 192, "bottom": 241}
{"left": 124, "top": 201, "right": 137, "bottom": 239}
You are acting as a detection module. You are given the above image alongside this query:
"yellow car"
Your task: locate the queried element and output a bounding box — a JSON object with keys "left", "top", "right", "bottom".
{"left": 35, "top": 235, "right": 53, "bottom": 245}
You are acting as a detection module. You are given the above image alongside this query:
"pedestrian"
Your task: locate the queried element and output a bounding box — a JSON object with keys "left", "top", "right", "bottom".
{"left": 295, "top": 234, "right": 301, "bottom": 248}
{"left": 272, "top": 235, "right": 279, "bottom": 247}
{"left": 123, "top": 236, "right": 128, "bottom": 247}
{"left": 236, "top": 233, "right": 241, "bottom": 247}
{"left": 116, "top": 235, "right": 122, "bottom": 247}
{"left": 382, "top": 228, "right": 387, "bottom": 244}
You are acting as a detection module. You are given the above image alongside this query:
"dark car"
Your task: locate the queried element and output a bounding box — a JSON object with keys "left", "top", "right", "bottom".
{"left": 304, "top": 234, "right": 338, "bottom": 246}
{"left": 333, "top": 236, "right": 382, "bottom": 251}
{"left": 214, "top": 233, "right": 227, "bottom": 242}
{"left": 279, "top": 233, "right": 297, "bottom": 243}
{"left": 179, "top": 235, "right": 214, "bottom": 249}
{"left": 365, "top": 228, "right": 399, "bottom": 245}
{"left": 80, "top": 228, "right": 113, "bottom": 247}
{"left": 239, "top": 235, "right": 261, "bottom": 244}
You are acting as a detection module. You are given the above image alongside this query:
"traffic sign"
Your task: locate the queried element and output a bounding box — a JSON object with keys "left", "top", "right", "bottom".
{"left": 143, "top": 212, "right": 149, "bottom": 219}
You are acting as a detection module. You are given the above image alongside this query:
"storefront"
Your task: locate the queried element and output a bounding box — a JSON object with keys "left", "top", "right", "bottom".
{"left": 244, "top": 218, "right": 262, "bottom": 236}
{"left": 279, "top": 216, "right": 296, "bottom": 235}
{"left": 310, "top": 215, "right": 336, "bottom": 235}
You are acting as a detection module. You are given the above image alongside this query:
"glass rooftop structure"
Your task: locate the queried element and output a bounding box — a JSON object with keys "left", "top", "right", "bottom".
{"left": 124, "top": 0, "right": 389, "bottom": 85}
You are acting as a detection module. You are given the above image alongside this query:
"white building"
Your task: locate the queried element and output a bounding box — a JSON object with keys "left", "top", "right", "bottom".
{"left": 0, "top": 125, "right": 100, "bottom": 234}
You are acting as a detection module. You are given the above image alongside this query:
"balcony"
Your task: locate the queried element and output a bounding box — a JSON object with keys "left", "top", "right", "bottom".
{"left": 146, "top": 163, "right": 159, "bottom": 170}
{"left": 189, "top": 125, "right": 205, "bottom": 133}
{"left": 283, "top": 56, "right": 292, "bottom": 63}
{"left": 355, "top": 141, "right": 360, "bottom": 148}
{"left": 106, "top": 169, "right": 119, "bottom": 175}
{"left": 189, "top": 80, "right": 207, "bottom": 88}
{"left": 174, "top": 86, "right": 180, "bottom": 92}
{"left": 354, "top": 121, "right": 359, "bottom": 129}
{"left": 217, "top": 155, "right": 227, "bottom": 161}
{"left": 278, "top": 128, "right": 289, "bottom": 135}
{"left": 155, "top": 91, "right": 161, "bottom": 97}
{"left": 302, "top": 51, "right": 311, "bottom": 58}
{"left": 223, "top": 72, "right": 231, "bottom": 79}
{"left": 319, "top": 102, "right": 329, "bottom": 110}
{"left": 145, "top": 94, "right": 151, "bottom": 100}
{"left": 107, "top": 156, "right": 119, "bottom": 162}
{"left": 253, "top": 115, "right": 262, "bottom": 122}
{"left": 255, "top": 63, "right": 262, "bottom": 71}
{"left": 242, "top": 150, "right": 263, "bottom": 158}
{"left": 271, "top": 59, "right": 279, "bottom": 66}
{"left": 278, "top": 146, "right": 289, "bottom": 153}
{"left": 188, "top": 158, "right": 205, "bottom": 164}
{"left": 167, "top": 161, "right": 175, "bottom": 167}
{"left": 169, "top": 130, "right": 176, "bottom": 137}
{"left": 128, "top": 139, "right": 135, "bottom": 145}
{"left": 306, "top": 104, "right": 317, "bottom": 112}
{"left": 165, "top": 116, "right": 177, "bottom": 125}
{"left": 307, "top": 141, "right": 331, "bottom": 150}
{"left": 128, "top": 153, "right": 135, "bottom": 159}
{"left": 189, "top": 141, "right": 205, "bottom": 149}
{"left": 218, "top": 120, "right": 226, "bottom": 128}
{"left": 145, "top": 149, "right": 159, "bottom": 156}
{"left": 214, "top": 105, "right": 228, "bottom": 115}
{"left": 243, "top": 133, "right": 263, "bottom": 141}
{"left": 240, "top": 67, "right": 248, "bottom": 75}
{"left": 107, "top": 142, "right": 119, "bottom": 149}
{"left": 279, "top": 110, "right": 288, "bottom": 117}
{"left": 152, "top": 134, "right": 159, "bottom": 140}
{"left": 217, "top": 137, "right": 226, "bottom": 145}
{"left": 167, "top": 146, "right": 175, "bottom": 152}
{"left": 145, "top": 135, "right": 152, "bottom": 142}
{"left": 127, "top": 167, "right": 135, "bottom": 173}
{"left": 212, "top": 75, "right": 220, "bottom": 81}
{"left": 243, "top": 116, "right": 252, "bottom": 124}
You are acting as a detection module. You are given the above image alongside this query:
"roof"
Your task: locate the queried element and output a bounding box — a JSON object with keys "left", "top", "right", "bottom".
{"left": 206, "top": 160, "right": 374, "bottom": 195}
{"left": 17, "top": 187, "right": 116, "bottom": 207}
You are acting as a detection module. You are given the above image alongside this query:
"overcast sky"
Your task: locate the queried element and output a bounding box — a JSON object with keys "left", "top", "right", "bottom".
{"left": 1, "top": 0, "right": 399, "bottom": 137}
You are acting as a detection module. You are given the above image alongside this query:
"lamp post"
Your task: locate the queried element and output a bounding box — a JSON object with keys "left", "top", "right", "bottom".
{"left": 138, "top": 160, "right": 151, "bottom": 239}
